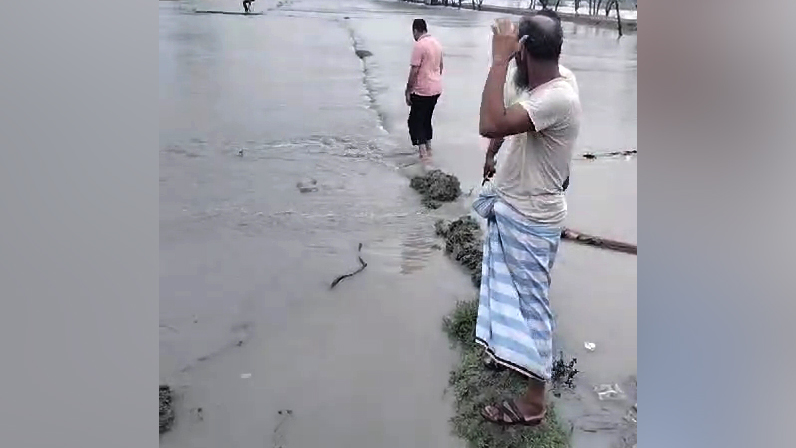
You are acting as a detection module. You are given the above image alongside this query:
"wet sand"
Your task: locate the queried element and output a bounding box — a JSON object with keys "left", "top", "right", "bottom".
{"left": 160, "top": 1, "right": 636, "bottom": 446}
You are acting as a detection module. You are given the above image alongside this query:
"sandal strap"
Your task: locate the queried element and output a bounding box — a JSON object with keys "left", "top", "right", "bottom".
{"left": 499, "top": 400, "right": 524, "bottom": 423}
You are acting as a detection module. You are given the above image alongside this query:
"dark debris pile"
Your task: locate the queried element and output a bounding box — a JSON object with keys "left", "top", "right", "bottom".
{"left": 435, "top": 216, "right": 483, "bottom": 287}
{"left": 550, "top": 351, "right": 579, "bottom": 393}
{"left": 160, "top": 385, "right": 175, "bottom": 434}
{"left": 410, "top": 169, "right": 461, "bottom": 209}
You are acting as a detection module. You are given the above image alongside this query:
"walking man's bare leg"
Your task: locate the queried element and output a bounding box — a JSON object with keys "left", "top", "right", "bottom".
{"left": 419, "top": 143, "right": 430, "bottom": 162}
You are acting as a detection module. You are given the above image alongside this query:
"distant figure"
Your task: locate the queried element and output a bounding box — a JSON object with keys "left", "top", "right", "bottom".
{"left": 405, "top": 19, "right": 444, "bottom": 162}
{"left": 243, "top": 0, "right": 254, "bottom": 13}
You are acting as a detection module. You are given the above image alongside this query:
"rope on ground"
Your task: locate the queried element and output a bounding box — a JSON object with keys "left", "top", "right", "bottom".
{"left": 561, "top": 228, "right": 637, "bottom": 255}
{"left": 330, "top": 243, "right": 368, "bottom": 289}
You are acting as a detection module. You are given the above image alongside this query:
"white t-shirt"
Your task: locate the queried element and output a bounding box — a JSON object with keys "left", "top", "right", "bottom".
{"left": 493, "top": 63, "right": 581, "bottom": 225}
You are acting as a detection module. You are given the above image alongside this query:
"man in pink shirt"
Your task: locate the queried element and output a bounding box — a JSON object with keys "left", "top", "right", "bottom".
{"left": 405, "top": 19, "right": 443, "bottom": 161}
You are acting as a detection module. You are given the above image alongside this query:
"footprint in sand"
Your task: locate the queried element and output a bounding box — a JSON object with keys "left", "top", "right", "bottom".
{"left": 271, "top": 409, "right": 294, "bottom": 448}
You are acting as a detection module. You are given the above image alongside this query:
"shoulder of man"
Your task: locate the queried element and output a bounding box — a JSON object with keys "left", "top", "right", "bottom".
{"left": 547, "top": 81, "right": 581, "bottom": 111}
{"left": 558, "top": 65, "right": 580, "bottom": 97}
{"left": 516, "top": 80, "right": 580, "bottom": 132}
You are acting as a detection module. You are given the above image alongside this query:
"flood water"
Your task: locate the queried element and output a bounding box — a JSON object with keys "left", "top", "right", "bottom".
{"left": 160, "top": 1, "right": 636, "bottom": 447}
{"left": 483, "top": 0, "right": 638, "bottom": 20}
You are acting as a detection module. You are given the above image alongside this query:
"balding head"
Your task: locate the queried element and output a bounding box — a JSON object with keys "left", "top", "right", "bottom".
{"left": 518, "top": 10, "right": 563, "bottom": 62}
{"left": 530, "top": 14, "right": 558, "bottom": 33}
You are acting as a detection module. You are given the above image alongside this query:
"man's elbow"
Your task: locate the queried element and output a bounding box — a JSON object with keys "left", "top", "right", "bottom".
{"left": 479, "top": 129, "right": 500, "bottom": 139}
{"left": 479, "top": 121, "right": 502, "bottom": 139}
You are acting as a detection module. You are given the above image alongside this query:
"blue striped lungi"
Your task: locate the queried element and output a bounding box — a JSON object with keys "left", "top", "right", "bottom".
{"left": 472, "top": 184, "right": 561, "bottom": 381}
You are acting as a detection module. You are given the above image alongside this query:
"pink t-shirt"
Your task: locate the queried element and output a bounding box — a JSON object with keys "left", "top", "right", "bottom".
{"left": 410, "top": 34, "right": 443, "bottom": 97}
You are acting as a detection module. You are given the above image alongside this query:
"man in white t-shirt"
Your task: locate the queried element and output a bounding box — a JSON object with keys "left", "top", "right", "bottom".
{"left": 488, "top": 59, "right": 578, "bottom": 197}
{"left": 476, "top": 11, "right": 582, "bottom": 426}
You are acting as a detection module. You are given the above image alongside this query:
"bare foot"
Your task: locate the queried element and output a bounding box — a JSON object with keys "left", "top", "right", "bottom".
{"left": 418, "top": 145, "right": 431, "bottom": 164}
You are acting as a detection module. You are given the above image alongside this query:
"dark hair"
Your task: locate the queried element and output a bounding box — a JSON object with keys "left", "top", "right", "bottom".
{"left": 535, "top": 8, "right": 562, "bottom": 23}
{"left": 518, "top": 12, "right": 563, "bottom": 62}
{"left": 412, "top": 18, "right": 427, "bottom": 33}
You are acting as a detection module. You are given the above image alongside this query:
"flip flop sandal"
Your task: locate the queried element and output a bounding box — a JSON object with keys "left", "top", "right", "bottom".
{"left": 480, "top": 400, "right": 546, "bottom": 427}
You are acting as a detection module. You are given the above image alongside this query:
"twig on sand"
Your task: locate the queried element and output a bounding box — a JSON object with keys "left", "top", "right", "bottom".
{"left": 330, "top": 243, "right": 368, "bottom": 289}
{"left": 159, "top": 385, "right": 175, "bottom": 434}
{"left": 580, "top": 149, "right": 637, "bottom": 160}
{"left": 561, "top": 228, "right": 637, "bottom": 255}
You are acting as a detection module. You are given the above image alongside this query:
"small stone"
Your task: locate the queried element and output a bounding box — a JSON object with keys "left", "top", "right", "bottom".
{"left": 296, "top": 179, "right": 319, "bottom": 193}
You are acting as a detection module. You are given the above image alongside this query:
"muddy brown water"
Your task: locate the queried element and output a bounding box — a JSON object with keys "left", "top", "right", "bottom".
{"left": 160, "top": 1, "right": 636, "bottom": 447}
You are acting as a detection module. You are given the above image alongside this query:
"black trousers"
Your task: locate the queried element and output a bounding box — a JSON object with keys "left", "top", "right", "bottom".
{"left": 407, "top": 93, "right": 440, "bottom": 146}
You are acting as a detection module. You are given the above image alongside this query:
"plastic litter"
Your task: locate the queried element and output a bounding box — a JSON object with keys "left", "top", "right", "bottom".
{"left": 584, "top": 342, "right": 596, "bottom": 352}
{"left": 240, "top": 373, "right": 252, "bottom": 379}
{"left": 296, "top": 179, "right": 318, "bottom": 193}
{"left": 594, "top": 383, "right": 626, "bottom": 401}
{"left": 624, "top": 407, "right": 637, "bottom": 423}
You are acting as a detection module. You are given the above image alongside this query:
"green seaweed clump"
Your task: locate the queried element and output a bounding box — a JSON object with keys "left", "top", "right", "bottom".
{"left": 551, "top": 352, "right": 579, "bottom": 390}
{"left": 410, "top": 169, "right": 461, "bottom": 209}
{"left": 435, "top": 216, "right": 483, "bottom": 287}
{"left": 160, "top": 385, "right": 175, "bottom": 434}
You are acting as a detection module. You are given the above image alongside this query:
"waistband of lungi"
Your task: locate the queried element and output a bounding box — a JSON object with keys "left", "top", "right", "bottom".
{"left": 493, "top": 199, "right": 563, "bottom": 239}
